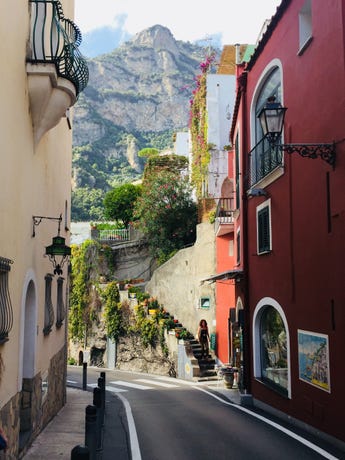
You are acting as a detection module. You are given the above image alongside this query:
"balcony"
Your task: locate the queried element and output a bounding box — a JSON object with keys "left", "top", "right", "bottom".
{"left": 247, "top": 136, "right": 284, "bottom": 188}
{"left": 215, "top": 198, "right": 235, "bottom": 236}
{"left": 27, "top": 0, "right": 89, "bottom": 145}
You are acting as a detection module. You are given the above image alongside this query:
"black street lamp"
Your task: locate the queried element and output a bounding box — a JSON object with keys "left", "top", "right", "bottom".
{"left": 258, "top": 97, "right": 336, "bottom": 167}
{"left": 32, "top": 214, "right": 71, "bottom": 275}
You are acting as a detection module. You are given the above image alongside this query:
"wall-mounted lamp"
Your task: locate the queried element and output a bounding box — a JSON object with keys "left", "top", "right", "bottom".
{"left": 32, "top": 214, "right": 71, "bottom": 275}
{"left": 258, "top": 97, "right": 336, "bottom": 167}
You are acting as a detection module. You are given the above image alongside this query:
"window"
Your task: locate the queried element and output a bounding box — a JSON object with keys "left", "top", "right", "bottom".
{"left": 56, "top": 277, "right": 65, "bottom": 328}
{"left": 249, "top": 66, "right": 284, "bottom": 187}
{"left": 236, "top": 229, "right": 241, "bottom": 265}
{"left": 260, "top": 306, "right": 288, "bottom": 395}
{"left": 43, "top": 274, "right": 54, "bottom": 335}
{"left": 0, "top": 257, "right": 13, "bottom": 343}
{"left": 257, "top": 200, "right": 271, "bottom": 254}
{"left": 298, "top": 0, "right": 312, "bottom": 54}
{"left": 200, "top": 297, "right": 210, "bottom": 309}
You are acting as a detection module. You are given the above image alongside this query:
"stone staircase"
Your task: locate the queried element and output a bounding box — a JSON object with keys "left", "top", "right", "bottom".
{"left": 188, "top": 338, "right": 218, "bottom": 381}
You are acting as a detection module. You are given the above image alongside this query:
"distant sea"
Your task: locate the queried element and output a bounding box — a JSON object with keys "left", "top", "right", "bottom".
{"left": 70, "top": 222, "right": 91, "bottom": 245}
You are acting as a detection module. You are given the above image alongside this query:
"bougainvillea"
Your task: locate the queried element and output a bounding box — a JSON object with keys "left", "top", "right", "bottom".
{"left": 189, "top": 51, "right": 216, "bottom": 198}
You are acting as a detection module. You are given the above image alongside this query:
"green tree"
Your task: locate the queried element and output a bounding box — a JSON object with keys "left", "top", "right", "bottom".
{"left": 134, "top": 170, "right": 197, "bottom": 262}
{"left": 138, "top": 148, "right": 159, "bottom": 158}
{"left": 103, "top": 183, "right": 142, "bottom": 227}
{"left": 71, "top": 187, "right": 105, "bottom": 221}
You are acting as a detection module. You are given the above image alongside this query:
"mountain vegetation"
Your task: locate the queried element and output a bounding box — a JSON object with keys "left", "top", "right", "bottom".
{"left": 72, "top": 25, "right": 219, "bottom": 221}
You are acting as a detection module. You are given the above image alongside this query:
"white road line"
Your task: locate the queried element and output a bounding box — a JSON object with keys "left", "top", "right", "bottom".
{"left": 106, "top": 385, "right": 127, "bottom": 393}
{"left": 194, "top": 387, "right": 339, "bottom": 460}
{"left": 109, "top": 380, "right": 153, "bottom": 390}
{"left": 135, "top": 378, "right": 179, "bottom": 388}
{"left": 116, "top": 393, "right": 142, "bottom": 460}
{"left": 67, "top": 379, "right": 78, "bottom": 384}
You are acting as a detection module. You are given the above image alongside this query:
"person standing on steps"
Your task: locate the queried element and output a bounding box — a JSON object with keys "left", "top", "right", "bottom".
{"left": 197, "top": 319, "right": 210, "bottom": 359}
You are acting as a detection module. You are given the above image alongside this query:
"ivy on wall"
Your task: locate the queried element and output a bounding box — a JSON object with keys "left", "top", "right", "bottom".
{"left": 189, "top": 52, "right": 216, "bottom": 198}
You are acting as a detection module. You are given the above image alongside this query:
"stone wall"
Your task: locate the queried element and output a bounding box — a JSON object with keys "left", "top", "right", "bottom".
{"left": 145, "top": 222, "right": 216, "bottom": 337}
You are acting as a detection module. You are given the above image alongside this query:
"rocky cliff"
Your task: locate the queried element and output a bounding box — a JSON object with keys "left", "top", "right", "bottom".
{"left": 72, "top": 25, "right": 217, "bottom": 191}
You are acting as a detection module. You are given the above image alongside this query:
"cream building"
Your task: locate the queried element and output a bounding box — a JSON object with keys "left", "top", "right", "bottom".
{"left": 0, "top": 0, "right": 88, "bottom": 457}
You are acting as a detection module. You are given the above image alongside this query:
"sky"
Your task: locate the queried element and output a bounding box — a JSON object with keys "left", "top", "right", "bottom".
{"left": 75, "top": 0, "right": 282, "bottom": 57}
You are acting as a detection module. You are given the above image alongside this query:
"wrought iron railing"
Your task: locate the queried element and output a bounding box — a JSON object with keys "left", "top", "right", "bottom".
{"left": 28, "top": 0, "right": 89, "bottom": 96}
{"left": 216, "top": 197, "right": 235, "bottom": 223}
{"left": 0, "top": 257, "right": 14, "bottom": 343}
{"left": 247, "top": 136, "right": 283, "bottom": 188}
{"left": 98, "top": 228, "right": 130, "bottom": 243}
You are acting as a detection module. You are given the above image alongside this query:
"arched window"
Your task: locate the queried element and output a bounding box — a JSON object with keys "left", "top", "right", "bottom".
{"left": 250, "top": 66, "right": 284, "bottom": 187}
{"left": 253, "top": 298, "right": 290, "bottom": 397}
{"left": 255, "top": 67, "right": 282, "bottom": 144}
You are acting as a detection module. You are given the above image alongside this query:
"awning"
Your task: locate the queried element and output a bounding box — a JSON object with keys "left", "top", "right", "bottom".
{"left": 200, "top": 269, "right": 244, "bottom": 284}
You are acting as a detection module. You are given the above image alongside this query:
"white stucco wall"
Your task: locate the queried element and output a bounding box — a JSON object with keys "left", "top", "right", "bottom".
{"left": 0, "top": 0, "right": 74, "bottom": 401}
{"left": 145, "top": 222, "right": 216, "bottom": 337}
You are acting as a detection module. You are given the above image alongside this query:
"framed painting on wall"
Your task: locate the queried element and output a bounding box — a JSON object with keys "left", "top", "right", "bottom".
{"left": 298, "top": 329, "right": 330, "bottom": 392}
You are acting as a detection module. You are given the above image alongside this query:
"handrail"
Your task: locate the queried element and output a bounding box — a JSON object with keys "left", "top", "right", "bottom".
{"left": 247, "top": 136, "right": 283, "bottom": 188}
{"left": 28, "top": 0, "right": 88, "bottom": 97}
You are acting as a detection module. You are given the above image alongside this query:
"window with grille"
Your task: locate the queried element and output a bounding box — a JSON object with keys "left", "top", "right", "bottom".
{"left": 0, "top": 257, "right": 14, "bottom": 343}
{"left": 56, "top": 277, "right": 65, "bottom": 328}
{"left": 257, "top": 200, "right": 272, "bottom": 254}
{"left": 43, "top": 274, "right": 54, "bottom": 335}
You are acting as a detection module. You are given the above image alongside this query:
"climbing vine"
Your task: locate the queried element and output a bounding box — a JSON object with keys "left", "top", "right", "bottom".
{"left": 189, "top": 51, "right": 216, "bottom": 198}
{"left": 69, "top": 240, "right": 108, "bottom": 341}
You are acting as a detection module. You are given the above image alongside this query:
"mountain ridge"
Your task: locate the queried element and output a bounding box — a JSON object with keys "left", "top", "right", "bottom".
{"left": 71, "top": 25, "right": 219, "bottom": 220}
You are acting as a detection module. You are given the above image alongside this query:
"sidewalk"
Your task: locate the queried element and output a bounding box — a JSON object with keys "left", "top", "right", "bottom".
{"left": 22, "top": 386, "right": 130, "bottom": 460}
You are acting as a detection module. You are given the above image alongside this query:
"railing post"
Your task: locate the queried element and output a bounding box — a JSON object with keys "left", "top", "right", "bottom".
{"left": 93, "top": 387, "right": 103, "bottom": 451}
{"left": 85, "top": 405, "right": 97, "bottom": 460}
{"left": 82, "top": 362, "right": 87, "bottom": 391}
{"left": 71, "top": 445, "right": 90, "bottom": 460}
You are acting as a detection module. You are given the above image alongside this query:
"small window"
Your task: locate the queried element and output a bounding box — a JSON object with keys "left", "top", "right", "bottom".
{"left": 43, "top": 274, "right": 54, "bottom": 335}
{"left": 200, "top": 297, "right": 210, "bottom": 309}
{"left": 298, "top": 0, "right": 312, "bottom": 54}
{"left": 257, "top": 200, "right": 271, "bottom": 254}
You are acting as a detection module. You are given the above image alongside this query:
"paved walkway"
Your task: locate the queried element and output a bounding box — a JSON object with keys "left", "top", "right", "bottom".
{"left": 22, "top": 386, "right": 130, "bottom": 460}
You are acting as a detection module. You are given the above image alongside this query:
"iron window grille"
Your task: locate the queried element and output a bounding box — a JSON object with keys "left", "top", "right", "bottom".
{"left": 56, "top": 277, "right": 65, "bottom": 328}
{"left": 43, "top": 274, "right": 54, "bottom": 335}
{"left": 0, "top": 257, "right": 14, "bottom": 344}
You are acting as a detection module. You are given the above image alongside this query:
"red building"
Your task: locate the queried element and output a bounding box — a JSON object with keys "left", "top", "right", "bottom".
{"left": 230, "top": 0, "right": 345, "bottom": 444}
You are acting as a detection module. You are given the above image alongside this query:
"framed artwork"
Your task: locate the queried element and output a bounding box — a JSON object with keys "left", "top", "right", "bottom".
{"left": 298, "top": 330, "right": 330, "bottom": 392}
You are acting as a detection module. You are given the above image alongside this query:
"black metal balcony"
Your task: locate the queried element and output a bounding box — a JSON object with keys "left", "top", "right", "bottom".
{"left": 247, "top": 136, "right": 283, "bottom": 188}
{"left": 28, "top": 0, "right": 89, "bottom": 97}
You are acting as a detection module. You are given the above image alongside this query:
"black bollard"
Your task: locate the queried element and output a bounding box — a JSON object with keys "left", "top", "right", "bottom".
{"left": 100, "top": 371, "right": 106, "bottom": 387}
{"left": 82, "top": 362, "right": 87, "bottom": 391}
{"left": 85, "top": 405, "right": 97, "bottom": 460}
{"left": 71, "top": 444, "right": 90, "bottom": 460}
{"left": 97, "top": 376, "right": 105, "bottom": 426}
{"left": 93, "top": 387, "right": 103, "bottom": 451}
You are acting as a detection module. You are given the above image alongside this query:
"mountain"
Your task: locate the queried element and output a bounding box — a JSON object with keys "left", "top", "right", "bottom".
{"left": 72, "top": 25, "right": 218, "bottom": 197}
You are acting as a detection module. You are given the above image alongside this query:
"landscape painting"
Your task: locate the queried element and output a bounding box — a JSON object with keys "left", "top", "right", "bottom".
{"left": 298, "top": 330, "right": 330, "bottom": 392}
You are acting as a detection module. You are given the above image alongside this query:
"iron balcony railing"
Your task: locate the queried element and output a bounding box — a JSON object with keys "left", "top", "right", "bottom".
{"left": 247, "top": 136, "right": 283, "bottom": 188}
{"left": 216, "top": 197, "right": 235, "bottom": 223}
{"left": 28, "top": 0, "right": 89, "bottom": 97}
